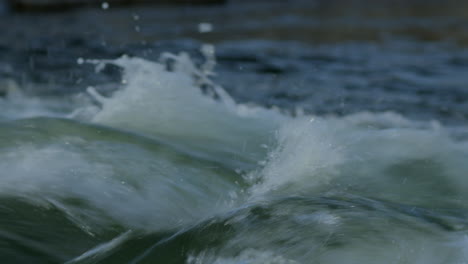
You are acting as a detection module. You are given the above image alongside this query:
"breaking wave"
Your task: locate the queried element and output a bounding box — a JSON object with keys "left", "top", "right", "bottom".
{"left": 1, "top": 47, "right": 468, "bottom": 263}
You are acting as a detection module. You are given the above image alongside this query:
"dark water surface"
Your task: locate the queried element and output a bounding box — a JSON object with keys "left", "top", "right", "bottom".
{"left": 1, "top": 1, "right": 468, "bottom": 263}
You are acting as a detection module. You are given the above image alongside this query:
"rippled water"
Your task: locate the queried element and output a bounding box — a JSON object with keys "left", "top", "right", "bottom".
{"left": 1, "top": 1, "right": 468, "bottom": 263}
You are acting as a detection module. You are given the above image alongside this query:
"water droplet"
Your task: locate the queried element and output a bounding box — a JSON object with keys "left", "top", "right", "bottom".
{"left": 101, "top": 2, "right": 109, "bottom": 10}
{"left": 198, "top": 22, "right": 213, "bottom": 33}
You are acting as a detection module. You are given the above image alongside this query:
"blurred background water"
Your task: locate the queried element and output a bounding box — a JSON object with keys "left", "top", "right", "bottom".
{"left": 1, "top": 0, "right": 468, "bottom": 123}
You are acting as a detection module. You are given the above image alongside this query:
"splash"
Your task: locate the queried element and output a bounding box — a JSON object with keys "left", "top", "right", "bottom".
{"left": 77, "top": 49, "right": 468, "bottom": 209}
{"left": 82, "top": 50, "right": 285, "bottom": 168}
{"left": 249, "top": 112, "right": 468, "bottom": 208}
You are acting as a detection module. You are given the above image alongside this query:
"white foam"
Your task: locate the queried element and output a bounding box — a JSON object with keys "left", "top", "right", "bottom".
{"left": 187, "top": 201, "right": 468, "bottom": 264}
{"left": 249, "top": 117, "right": 345, "bottom": 197}
{"left": 187, "top": 249, "right": 299, "bottom": 264}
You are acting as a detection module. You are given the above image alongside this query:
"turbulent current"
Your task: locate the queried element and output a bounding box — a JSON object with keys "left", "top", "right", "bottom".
{"left": 2, "top": 49, "right": 468, "bottom": 264}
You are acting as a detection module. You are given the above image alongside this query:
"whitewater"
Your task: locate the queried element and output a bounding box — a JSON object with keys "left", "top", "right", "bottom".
{"left": 1, "top": 45, "right": 468, "bottom": 264}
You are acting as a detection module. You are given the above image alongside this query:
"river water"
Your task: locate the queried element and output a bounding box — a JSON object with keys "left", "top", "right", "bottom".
{"left": 1, "top": 1, "right": 468, "bottom": 263}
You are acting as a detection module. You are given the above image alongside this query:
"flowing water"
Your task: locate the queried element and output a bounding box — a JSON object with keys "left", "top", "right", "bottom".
{"left": 1, "top": 1, "right": 468, "bottom": 263}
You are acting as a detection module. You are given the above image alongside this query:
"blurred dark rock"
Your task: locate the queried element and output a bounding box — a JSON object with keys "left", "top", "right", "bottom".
{"left": 0, "top": 0, "right": 10, "bottom": 14}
